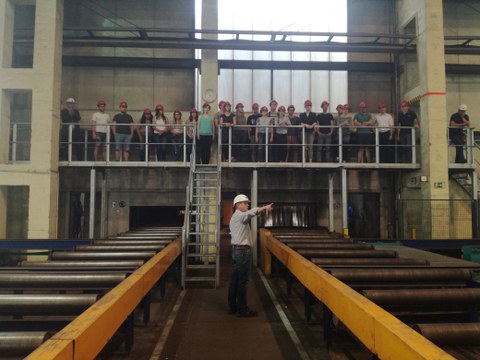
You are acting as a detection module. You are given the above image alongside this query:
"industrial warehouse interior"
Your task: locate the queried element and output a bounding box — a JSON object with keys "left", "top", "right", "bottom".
{"left": 1, "top": 0, "right": 480, "bottom": 359}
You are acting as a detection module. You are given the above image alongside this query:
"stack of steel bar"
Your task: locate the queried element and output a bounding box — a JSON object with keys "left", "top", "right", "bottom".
{"left": 0, "top": 227, "right": 181, "bottom": 358}
{"left": 271, "top": 228, "right": 480, "bottom": 359}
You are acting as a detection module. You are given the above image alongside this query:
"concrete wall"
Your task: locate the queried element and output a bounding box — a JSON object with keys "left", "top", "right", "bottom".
{"left": 62, "top": 0, "right": 196, "bottom": 127}
{"left": 347, "top": 0, "right": 396, "bottom": 110}
{"left": 443, "top": 0, "right": 480, "bottom": 128}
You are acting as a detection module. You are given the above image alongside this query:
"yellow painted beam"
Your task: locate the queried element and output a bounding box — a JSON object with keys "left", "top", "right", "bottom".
{"left": 260, "top": 230, "right": 455, "bottom": 360}
{"left": 26, "top": 239, "right": 181, "bottom": 360}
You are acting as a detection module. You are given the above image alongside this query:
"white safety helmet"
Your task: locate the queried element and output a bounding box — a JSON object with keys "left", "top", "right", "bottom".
{"left": 459, "top": 104, "right": 468, "bottom": 111}
{"left": 66, "top": 97, "right": 76, "bottom": 104}
{"left": 233, "top": 194, "right": 250, "bottom": 206}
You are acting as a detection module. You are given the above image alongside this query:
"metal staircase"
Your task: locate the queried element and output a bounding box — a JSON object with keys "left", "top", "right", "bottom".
{"left": 182, "top": 161, "right": 221, "bottom": 288}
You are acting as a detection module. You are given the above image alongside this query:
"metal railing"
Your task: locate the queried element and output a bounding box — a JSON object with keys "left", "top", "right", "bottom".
{"left": 56, "top": 122, "right": 196, "bottom": 165}
{"left": 8, "top": 122, "right": 476, "bottom": 169}
{"left": 217, "top": 124, "right": 420, "bottom": 167}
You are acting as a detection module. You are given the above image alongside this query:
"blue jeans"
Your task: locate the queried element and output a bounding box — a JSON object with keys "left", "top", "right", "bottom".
{"left": 228, "top": 246, "right": 252, "bottom": 312}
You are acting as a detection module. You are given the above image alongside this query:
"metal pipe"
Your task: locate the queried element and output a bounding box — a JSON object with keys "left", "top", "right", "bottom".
{"left": 0, "top": 273, "right": 127, "bottom": 288}
{"left": 20, "top": 260, "right": 144, "bottom": 268}
{"left": 413, "top": 323, "right": 480, "bottom": 346}
{"left": 0, "top": 332, "right": 52, "bottom": 357}
{"left": 362, "top": 288, "right": 480, "bottom": 306}
{"left": 93, "top": 240, "right": 172, "bottom": 245}
{"left": 312, "top": 258, "right": 429, "bottom": 266}
{"left": 297, "top": 249, "right": 397, "bottom": 258}
{"left": 0, "top": 294, "right": 100, "bottom": 316}
{"left": 50, "top": 251, "right": 156, "bottom": 261}
{"left": 75, "top": 245, "right": 164, "bottom": 252}
{"left": 329, "top": 268, "right": 472, "bottom": 283}
{"left": 281, "top": 238, "right": 355, "bottom": 244}
{"left": 287, "top": 243, "right": 373, "bottom": 250}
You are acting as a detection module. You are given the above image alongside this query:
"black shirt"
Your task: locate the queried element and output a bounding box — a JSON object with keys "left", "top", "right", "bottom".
{"left": 299, "top": 112, "right": 317, "bottom": 132}
{"left": 398, "top": 109, "right": 418, "bottom": 136}
{"left": 113, "top": 113, "right": 134, "bottom": 135}
{"left": 449, "top": 112, "right": 469, "bottom": 136}
{"left": 316, "top": 113, "right": 334, "bottom": 134}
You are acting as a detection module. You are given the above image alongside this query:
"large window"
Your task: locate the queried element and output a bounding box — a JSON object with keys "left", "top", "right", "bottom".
{"left": 216, "top": 0, "right": 348, "bottom": 112}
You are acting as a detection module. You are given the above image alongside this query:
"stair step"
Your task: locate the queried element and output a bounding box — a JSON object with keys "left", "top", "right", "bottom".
{"left": 184, "top": 277, "right": 216, "bottom": 282}
{"left": 187, "top": 242, "right": 217, "bottom": 246}
{"left": 187, "top": 253, "right": 217, "bottom": 257}
{"left": 186, "top": 264, "right": 216, "bottom": 269}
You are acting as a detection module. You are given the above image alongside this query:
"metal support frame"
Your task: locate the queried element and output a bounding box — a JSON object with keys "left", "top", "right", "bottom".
{"left": 341, "top": 168, "right": 348, "bottom": 236}
{"left": 328, "top": 173, "right": 334, "bottom": 233}
{"left": 251, "top": 169, "right": 258, "bottom": 266}
{"left": 89, "top": 169, "right": 95, "bottom": 239}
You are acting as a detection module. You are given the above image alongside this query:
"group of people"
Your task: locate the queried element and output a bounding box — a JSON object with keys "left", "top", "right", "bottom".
{"left": 60, "top": 97, "right": 472, "bottom": 165}
{"left": 215, "top": 98, "right": 420, "bottom": 164}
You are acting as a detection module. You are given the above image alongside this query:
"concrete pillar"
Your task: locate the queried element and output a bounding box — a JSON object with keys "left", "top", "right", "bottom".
{"left": 398, "top": 0, "right": 449, "bottom": 239}
{"left": 0, "top": 0, "right": 63, "bottom": 239}
{"left": 0, "top": 187, "right": 6, "bottom": 238}
{"left": 0, "top": 0, "right": 14, "bottom": 68}
{"left": 201, "top": 0, "right": 218, "bottom": 163}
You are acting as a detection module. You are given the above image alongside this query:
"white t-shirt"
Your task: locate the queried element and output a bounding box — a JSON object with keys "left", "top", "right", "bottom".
{"left": 375, "top": 113, "right": 394, "bottom": 133}
{"left": 92, "top": 112, "right": 111, "bottom": 134}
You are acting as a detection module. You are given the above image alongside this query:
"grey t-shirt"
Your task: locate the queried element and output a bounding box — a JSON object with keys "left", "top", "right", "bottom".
{"left": 229, "top": 208, "right": 258, "bottom": 246}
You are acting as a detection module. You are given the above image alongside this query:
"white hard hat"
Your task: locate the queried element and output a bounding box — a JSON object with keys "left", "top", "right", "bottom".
{"left": 66, "top": 97, "right": 76, "bottom": 104}
{"left": 459, "top": 104, "right": 468, "bottom": 111}
{"left": 233, "top": 194, "right": 250, "bottom": 205}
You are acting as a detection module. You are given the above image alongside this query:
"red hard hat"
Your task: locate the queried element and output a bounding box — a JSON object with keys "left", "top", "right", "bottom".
{"left": 235, "top": 102, "right": 244, "bottom": 109}
{"left": 336, "top": 104, "right": 344, "bottom": 110}
{"left": 96, "top": 100, "right": 106, "bottom": 106}
{"left": 278, "top": 105, "right": 286, "bottom": 112}
{"left": 304, "top": 99, "right": 312, "bottom": 107}
{"left": 119, "top": 101, "right": 128, "bottom": 108}
{"left": 343, "top": 104, "right": 350, "bottom": 109}
{"left": 190, "top": 107, "right": 198, "bottom": 113}
{"left": 143, "top": 108, "right": 152, "bottom": 114}
{"left": 260, "top": 106, "right": 268, "bottom": 112}
{"left": 359, "top": 101, "right": 368, "bottom": 108}
{"left": 400, "top": 100, "right": 409, "bottom": 107}
{"left": 269, "top": 99, "right": 278, "bottom": 106}
{"left": 378, "top": 101, "right": 387, "bottom": 109}
{"left": 224, "top": 101, "right": 231, "bottom": 107}
{"left": 287, "top": 105, "right": 295, "bottom": 111}
{"left": 252, "top": 103, "right": 259, "bottom": 109}
{"left": 219, "top": 100, "right": 226, "bottom": 107}
{"left": 155, "top": 104, "right": 164, "bottom": 111}
{"left": 321, "top": 100, "right": 329, "bottom": 107}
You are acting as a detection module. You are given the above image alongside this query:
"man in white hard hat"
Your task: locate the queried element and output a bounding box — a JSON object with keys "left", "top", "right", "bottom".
{"left": 228, "top": 194, "right": 273, "bottom": 317}
{"left": 60, "top": 97, "right": 83, "bottom": 160}
{"left": 449, "top": 104, "right": 470, "bottom": 163}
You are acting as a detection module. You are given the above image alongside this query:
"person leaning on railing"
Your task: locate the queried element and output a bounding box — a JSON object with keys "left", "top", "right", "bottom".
{"left": 60, "top": 97, "right": 83, "bottom": 161}
{"left": 91, "top": 99, "right": 111, "bottom": 161}
{"left": 397, "top": 100, "right": 419, "bottom": 163}
{"left": 247, "top": 103, "right": 261, "bottom": 162}
{"left": 449, "top": 104, "right": 470, "bottom": 163}
{"left": 136, "top": 108, "right": 153, "bottom": 162}
{"left": 354, "top": 101, "right": 374, "bottom": 163}
{"left": 286, "top": 105, "right": 301, "bottom": 162}
{"left": 256, "top": 106, "right": 274, "bottom": 162}
{"left": 112, "top": 101, "right": 134, "bottom": 162}
{"left": 197, "top": 102, "right": 215, "bottom": 165}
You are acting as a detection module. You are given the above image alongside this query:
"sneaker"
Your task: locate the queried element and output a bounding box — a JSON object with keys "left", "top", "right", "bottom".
{"left": 237, "top": 309, "right": 258, "bottom": 318}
